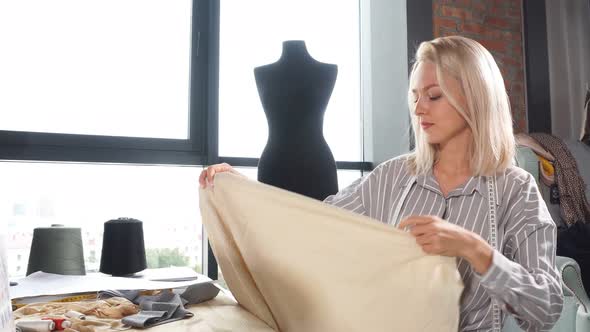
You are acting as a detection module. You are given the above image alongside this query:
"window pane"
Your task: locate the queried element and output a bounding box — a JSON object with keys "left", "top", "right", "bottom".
{"left": 1, "top": 162, "right": 202, "bottom": 278}
{"left": 0, "top": 1, "right": 192, "bottom": 139}
{"left": 219, "top": 0, "right": 361, "bottom": 161}
{"left": 337, "top": 170, "right": 362, "bottom": 190}
{"left": 231, "top": 167, "right": 361, "bottom": 192}
{"left": 233, "top": 167, "right": 258, "bottom": 181}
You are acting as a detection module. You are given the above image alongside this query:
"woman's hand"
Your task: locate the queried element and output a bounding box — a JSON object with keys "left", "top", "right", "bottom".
{"left": 199, "top": 163, "right": 238, "bottom": 188}
{"left": 398, "top": 215, "right": 494, "bottom": 274}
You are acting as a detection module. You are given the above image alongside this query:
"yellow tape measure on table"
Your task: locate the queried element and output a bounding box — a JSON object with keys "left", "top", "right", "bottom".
{"left": 50, "top": 293, "right": 99, "bottom": 303}
{"left": 11, "top": 293, "right": 97, "bottom": 310}
{"left": 12, "top": 290, "right": 159, "bottom": 310}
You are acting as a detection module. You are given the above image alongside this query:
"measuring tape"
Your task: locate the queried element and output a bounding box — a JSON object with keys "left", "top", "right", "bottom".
{"left": 12, "top": 293, "right": 97, "bottom": 310}
{"left": 394, "top": 175, "right": 502, "bottom": 331}
{"left": 12, "top": 289, "right": 158, "bottom": 310}
{"left": 487, "top": 176, "right": 502, "bottom": 332}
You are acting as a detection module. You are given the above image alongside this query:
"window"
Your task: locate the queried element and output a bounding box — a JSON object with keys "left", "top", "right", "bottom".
{"left": 0, "top": 1, "right": 192, "bottom": 139}
{"left": 218, "top": 0, "right": 362, "bottom": 162}
{"left": 226, "top": 167, "right": 361, "bottom": 193}
{"left": 213, "top": 0, "right": 367, "bottom": 282}
{"left": 1, "top": 0, "right": 372, "bottom": 281}
{"left": 0, "top": 0, "right": 210, "bottom": 165}
{"left": 1, "top": 161, "right": 203, "bottom": 278}
{"left": 0, "top": 0, "right": 212, "bottom": 277}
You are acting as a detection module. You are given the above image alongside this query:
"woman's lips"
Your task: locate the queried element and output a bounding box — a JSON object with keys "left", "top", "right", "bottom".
{"left": 421, "top": 122, "right": 433, "bottom": 130}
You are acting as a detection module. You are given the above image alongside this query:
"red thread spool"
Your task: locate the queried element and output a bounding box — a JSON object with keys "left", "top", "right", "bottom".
{"left": 41, "top": 317, "right": 71, "bottom": 330}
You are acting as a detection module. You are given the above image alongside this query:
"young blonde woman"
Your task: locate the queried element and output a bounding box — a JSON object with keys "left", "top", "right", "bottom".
{"left": 199, "top": 36, "right": 563, "bottom": 331}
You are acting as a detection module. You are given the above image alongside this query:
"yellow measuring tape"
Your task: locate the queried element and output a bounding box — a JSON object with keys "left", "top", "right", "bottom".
{"left": 12, "top": 293, "right": 96, "bottom": 310}
{"left": 12, "top": 290, "right": 158, "bottom": 310}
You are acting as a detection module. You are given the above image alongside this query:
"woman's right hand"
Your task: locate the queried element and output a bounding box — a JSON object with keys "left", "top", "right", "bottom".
{"left": 199, "top": 163, "right": 236, "bottom": 188}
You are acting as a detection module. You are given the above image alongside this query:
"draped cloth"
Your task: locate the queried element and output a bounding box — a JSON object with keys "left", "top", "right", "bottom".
{"left": 199, "top": 173, "right": 463, "bottom": 332}
{"left": 530, "top": 132, "right": 590, "bottom": 225}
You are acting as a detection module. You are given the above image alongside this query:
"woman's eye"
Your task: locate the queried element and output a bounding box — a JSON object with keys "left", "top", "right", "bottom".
{"left": 429, "top": 95, "right": 441, "bottom": 101}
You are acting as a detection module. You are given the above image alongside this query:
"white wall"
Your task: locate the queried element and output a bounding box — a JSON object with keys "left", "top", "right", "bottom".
{"left": 361, "top": 0, "right": 410, "bottom": 167}
{"left": 545, "top": 0, "right": 590, "bottom": 140}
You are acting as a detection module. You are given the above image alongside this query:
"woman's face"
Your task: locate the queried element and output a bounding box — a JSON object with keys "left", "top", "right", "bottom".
{"left": 411, "top": 61, "right": 471, "bottom": 148}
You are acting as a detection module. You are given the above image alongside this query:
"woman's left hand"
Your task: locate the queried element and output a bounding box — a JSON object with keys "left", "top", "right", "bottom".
{"left": 398, "top": 215, "right": 493, "bottom": 274}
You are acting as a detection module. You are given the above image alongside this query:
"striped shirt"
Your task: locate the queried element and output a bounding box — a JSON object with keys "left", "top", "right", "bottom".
{"left": 324, "top": 155, "right": 564, "bottom": 332}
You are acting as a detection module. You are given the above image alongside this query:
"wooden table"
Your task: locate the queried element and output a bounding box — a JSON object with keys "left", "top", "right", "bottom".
{"left": 143, "top": 291, "right": 275, "bottom": 332}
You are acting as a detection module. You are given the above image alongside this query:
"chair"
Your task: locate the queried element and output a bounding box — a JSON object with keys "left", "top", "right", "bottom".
{"left": 501, "top": 146, "right": 590, "bottom": 331}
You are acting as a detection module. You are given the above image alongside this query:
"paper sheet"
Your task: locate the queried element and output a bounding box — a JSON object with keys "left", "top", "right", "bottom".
{"left": 136, "top": 266, "right": 199, "bottom": 281}
{"left": 0, "top": 233, "right": 15, "bottom": 332}
{"left": 10, "top": 271, "right": 211, "bottom": 300}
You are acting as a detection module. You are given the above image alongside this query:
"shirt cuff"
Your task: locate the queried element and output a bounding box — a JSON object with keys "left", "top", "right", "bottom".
{"left": 477, "top": 249, "right": 516, "bottom": 292}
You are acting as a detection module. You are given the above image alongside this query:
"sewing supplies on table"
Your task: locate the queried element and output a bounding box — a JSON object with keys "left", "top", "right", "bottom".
{"left": 41, "top": 318, "right": 71, "bottom": 330}
{"left": 64, "top": 311, "right": 85, "bottom": 320}
{"left": 26, "top": 225, "right": 86, "bottom": 276}
{"left": 99, "top": 218, "right": 147, "bottom": 276}
{"left": 15, "top": 320, "right": 54, "bottom": 332}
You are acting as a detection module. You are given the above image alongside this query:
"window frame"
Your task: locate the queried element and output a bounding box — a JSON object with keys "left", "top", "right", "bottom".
{"left": 0, "top": 0, "right": 211, "bottom": 166}
{"left": 0, "top": 0, "right": 377, "bottom": 281}
{"left": 207, "top": 0, "right": 372, "bottom": 280}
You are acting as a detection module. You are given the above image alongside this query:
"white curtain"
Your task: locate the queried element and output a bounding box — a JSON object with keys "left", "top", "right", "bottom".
{"left": 545, "top": 0, "right": 590, "bottom": 140}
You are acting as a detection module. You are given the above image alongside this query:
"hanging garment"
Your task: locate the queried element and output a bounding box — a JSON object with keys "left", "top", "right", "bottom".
{"left": 530, "top": 133, "right": 590, "bottom": 225}
{"left": 199, "top": 173, "right": 463, "bottom": 332}
{"left": 581, "top": 87, "right": 590, "bottom": 146}
{"left": 515, "top": 133, "right": 556, "bottom": 186}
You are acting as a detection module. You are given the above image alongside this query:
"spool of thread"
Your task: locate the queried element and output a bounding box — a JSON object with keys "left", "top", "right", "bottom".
{"left": 26, "top": 225, "right": 86, "bottom": 276}
{"left": 15, "top": 320, "right": 55, "bottom": 332}
{"left": 42, "top": 318, "right": 71, "bottom": 330}
{"left": 0, "top": 228, "right": 14, "bottom": 332}
{"left": 64, "top": 310, "right": 86, "bottom": 320}
{"left": 99, "top": 218, "right": 147, "bottom": 276}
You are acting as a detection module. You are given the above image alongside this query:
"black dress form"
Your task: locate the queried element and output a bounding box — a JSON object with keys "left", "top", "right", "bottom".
{"left": 255, "top": 40, "right": 338, "bottom": 200}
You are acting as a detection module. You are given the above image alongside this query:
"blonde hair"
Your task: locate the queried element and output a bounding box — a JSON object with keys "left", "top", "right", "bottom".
{"left": 406, "top": 36, "right": 515, "bottom": 176}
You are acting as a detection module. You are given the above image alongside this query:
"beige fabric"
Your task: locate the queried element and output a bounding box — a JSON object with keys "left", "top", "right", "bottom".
{"left": 199, "top": 173, "right": 464, "bottom": 332}
{"left": 14, "top": 297, "right": 138, "bottom": 332}
{"left": 144, "top": 292, "right": 274, "bottom": 332}
{"left": 14, "top": 292, "right": 273, "bottom": 332}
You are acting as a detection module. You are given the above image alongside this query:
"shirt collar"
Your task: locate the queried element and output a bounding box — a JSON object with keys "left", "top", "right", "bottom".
{"left": 402, "top": 169, "right": 502, "bottom": 206}
{"left": 402, "top": 169, "right": 490, "bottom": 199}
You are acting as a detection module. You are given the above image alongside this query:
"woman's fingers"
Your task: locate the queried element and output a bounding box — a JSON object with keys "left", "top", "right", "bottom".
{"left": 415, "top": 233, "right": 436, "bottom": 245}
{"left": 398, "top": 215, "right": 436, "bottom": 229}
{"left": 198, "top": 169, "right": 208, "bottom": 187}
{"left": 409, "top": 224, "right": 435, "bottom": 237}
{"left": 199, "top": 163, "right": 234, "bottom": 188}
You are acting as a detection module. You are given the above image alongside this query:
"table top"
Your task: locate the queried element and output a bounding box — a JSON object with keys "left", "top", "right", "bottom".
{"left": 142, "top": 291, "right": 275, "bottom": 332}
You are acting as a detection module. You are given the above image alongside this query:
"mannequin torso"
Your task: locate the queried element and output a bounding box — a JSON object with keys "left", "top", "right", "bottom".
{"left": 254, "top": 40, "right": 338, "bottom": 200}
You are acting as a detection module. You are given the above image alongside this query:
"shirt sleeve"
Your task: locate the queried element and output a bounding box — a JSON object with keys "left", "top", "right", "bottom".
{"left": 478, "top": 172, "right": 563, "bottom": 331}
{"left": 323, "top": 176, "right": 367, "bottom": 215}
{"left": 323, "top": 160, "right": 395, "bottom": 217}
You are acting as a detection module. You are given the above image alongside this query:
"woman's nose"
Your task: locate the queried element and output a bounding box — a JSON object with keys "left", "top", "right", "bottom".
{"left": 414, "top": 97, "right": 426, "bottom": 116}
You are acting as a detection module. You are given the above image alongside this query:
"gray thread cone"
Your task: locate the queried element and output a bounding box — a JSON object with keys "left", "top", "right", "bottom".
{"left": 27, "top": 225, "right": 86, "bottom": 276}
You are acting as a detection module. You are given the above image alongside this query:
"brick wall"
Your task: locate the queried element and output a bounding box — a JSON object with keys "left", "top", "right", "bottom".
{"left": 433, "top": 0, "right": 526, "bottom": 133}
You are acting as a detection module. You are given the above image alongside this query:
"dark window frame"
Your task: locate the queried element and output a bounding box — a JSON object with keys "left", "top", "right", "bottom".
{"left": 522, "top": 0, "right": 551, "bottom": 133}
{"left": 206, "top": 0, "right": 373, "bottom": 279}
{"left": 0, "top": 0, "right": 211, "bottom": 166}
{"left": 0, "top": 0, "right": 373, "bottom": 280}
